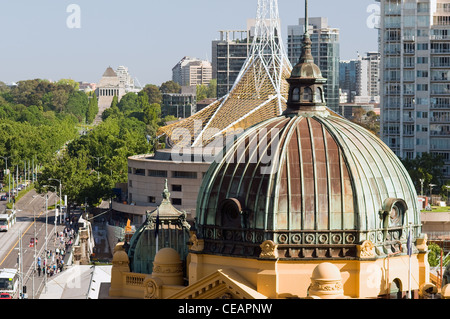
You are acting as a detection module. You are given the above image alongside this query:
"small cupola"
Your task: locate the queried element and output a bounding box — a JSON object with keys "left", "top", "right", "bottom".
{"left": 285, "top": 0, "right": 327, "bottom": 115}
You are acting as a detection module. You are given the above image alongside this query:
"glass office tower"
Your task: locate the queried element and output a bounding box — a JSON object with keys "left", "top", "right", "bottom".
{"left": 379, "top": 0, "right": 450, "bottom": 177}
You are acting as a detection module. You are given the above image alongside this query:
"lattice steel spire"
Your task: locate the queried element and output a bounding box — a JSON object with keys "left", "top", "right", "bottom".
{"left": 158, "top": 0, "right": 292, "bottom": 148}
{"left": 237, "top": 0, "right": 290, "bottom": 111}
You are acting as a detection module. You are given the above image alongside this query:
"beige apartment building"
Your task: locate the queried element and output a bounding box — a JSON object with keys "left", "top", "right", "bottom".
{"left": 112, "top": 149, "right": 212, "bottom": 225}
{"left": 172, "top": 57, "right": 213, "bottom": 87}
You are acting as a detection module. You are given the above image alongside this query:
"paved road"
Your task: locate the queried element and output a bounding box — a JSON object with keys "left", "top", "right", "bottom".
{"left": 0, "top": 189, "right": 71, "bottom": 299}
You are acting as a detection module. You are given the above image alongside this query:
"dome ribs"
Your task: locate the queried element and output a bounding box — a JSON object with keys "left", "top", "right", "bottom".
{"left": 196, "top": 107, "right": 420, "bottom": 260}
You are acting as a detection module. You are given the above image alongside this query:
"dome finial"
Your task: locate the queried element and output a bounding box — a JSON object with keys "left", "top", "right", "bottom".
{"left": 299, "top": 0, "right": 314, "bottom": 64}
{"left": 305, "top": 0, "right": 309, "bottom": 36}
{"left": 162, "top": 179, "right": 170, "bottom": 201}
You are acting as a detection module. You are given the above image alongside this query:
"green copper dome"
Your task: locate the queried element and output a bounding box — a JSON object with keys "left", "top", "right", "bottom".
{"left": 195, "top": 112, "right": 421, "bottom": 259}
{"left": 194, "top": 2, "right": 421, "bottom": 260}
{"left": 127, "top": 180, "right": 191, "bottom": 274}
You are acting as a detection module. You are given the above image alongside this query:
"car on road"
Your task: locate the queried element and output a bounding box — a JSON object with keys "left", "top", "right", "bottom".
{"left": 0, "top": 293, "right": 11, "bottom": 299}
{"left": 0, "top": 195, "right": 6, "bottom": 201}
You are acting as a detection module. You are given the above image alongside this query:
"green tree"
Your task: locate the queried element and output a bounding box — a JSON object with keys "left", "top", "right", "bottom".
{"left": 441, "top": 182, "right": 450, "bottom": 202}
{"left": 160, "top": 81, "right": 181, "bottom": 94}
{"left": 117, "top": 92, "right": 140, "bottom": 114}
{"left": 102, "top": 104, "right": 121, "bottom": 121}
{"left": 65, "top": 91, "right": 89, "bottom": 121}
{"left": 143, "top": 103, "right": 161, "bottom": 137}
{"left": 56, "top": 79, "right": 80, "bottom": 91}
{"left": 111, "top": 95, "right": 119, "bottom": 109}
{"left": 402, "top": 153, "right": 445, "bottom": 193}
{"left": 86, "top": 93, "right": 99, "bottom": 124}
{"left": 10, "top": 79, "right": 75, "bottom": 111}
{"left": 428, "top": 243, "right": 450, "bottom": 268}
{"left": 196, "top": 84, "right": 208, "bottom": 102}
{"left": 0, "top": 81, "right": 9, "bottom": 94}
{"left": 207, "top": 79, "right": 217, "bottom": 98}
{"left": 142, "top": 84, "right": 162, "bottom": 105}
{"left": 102, "top": 95, "right": 120, "bottom": 121}
{"left": 197, "top": 80, "right": 217, "bottom": 103}
{"left": 138, "top": 90, "right": 150, "bottom": 110}
{"left": 36, "top": 150, "right": 100, "bottom": 207}
{"left": 50, "top": 89, "right": 71, "bottom": 112}
{"left": 161, "top": 115, "right": 178, "bottom": 125}
{"left": 44, "top": 115, "right": 153, "bottom": 206}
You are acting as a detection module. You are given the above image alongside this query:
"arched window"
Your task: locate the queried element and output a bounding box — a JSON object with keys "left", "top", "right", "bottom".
{"left": 390, "top": 279, "right": 403, "bottom": 299}
{"left": 303, "top": 87, "right": 313, "bottom": 102}
{"left": 292, "top": 87, "right": 300, "bottom": 102}
{"left": 315, "top": 87, "right": 323, "bottom": 102}
{"left": 389, "top": 202, "right": 405, "bottom": 227}
{"left": 382, "top": 198, "right": 407, "bottom": 228}
{"left": 219, "top": 198, "right": 242, "bottom": 228}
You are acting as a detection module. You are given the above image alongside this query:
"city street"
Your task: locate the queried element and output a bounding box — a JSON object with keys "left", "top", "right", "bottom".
{"left": 0, "top": 189, "right": 71, "bottom": 299}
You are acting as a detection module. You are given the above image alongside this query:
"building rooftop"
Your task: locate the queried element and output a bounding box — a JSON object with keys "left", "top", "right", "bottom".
{"left": 39, "top": 265, "right": 111, "bottom": 299}
{"left": 102, "top": 67, "right": 117, "bottom": 77}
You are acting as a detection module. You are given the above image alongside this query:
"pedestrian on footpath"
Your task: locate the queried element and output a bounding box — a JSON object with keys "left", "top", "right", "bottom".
{"left": 37, "top": 266, "right": 41, "bottom": 277}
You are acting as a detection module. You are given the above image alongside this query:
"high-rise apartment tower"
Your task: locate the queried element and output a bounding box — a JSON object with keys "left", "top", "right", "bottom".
{"left": 379, "top": 0, "right": 450, "bottom": 177}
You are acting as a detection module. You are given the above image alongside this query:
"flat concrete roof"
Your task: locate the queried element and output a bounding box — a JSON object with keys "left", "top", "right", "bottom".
{"left": 39, "top": 265, "right": 111, "bottom": 299}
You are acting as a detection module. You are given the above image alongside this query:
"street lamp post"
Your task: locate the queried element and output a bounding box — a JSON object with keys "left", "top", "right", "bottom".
{"left": 91, "top": 156, "right": 103, "bottom": 182}
{"left": 48, "top": 178, "right": 62, "bottom": 224}
{"left": 32, "top": 193, "right": 49, "bottom": 292}
{"left": 18, "top": 229, "right": 23, "bottom": 299}
{"left": 44, "top": 185, "right": 58, "bottom": 236}
{"left": 419, "top": 178, "right": 425, "bottom": 197}
{"left": 33, "top": 209, "right": 37, "bottom": 299}
{"left": 44, "top": 194, "right": 48, "bottom": 292}
{"left": 429, "top": 184, "right": 436, "bottom": 206}
{"left": 446, "top": 185, "right": 450, "bottom": 206}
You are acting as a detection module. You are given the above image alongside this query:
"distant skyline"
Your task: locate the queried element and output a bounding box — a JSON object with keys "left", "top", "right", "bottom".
{"left": 0, "top": 0, "right": 379, "bottom": 86}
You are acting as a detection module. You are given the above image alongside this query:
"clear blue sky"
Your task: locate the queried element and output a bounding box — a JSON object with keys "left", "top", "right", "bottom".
{"left": 0, "top": 0, "right": 379, "bottom": 86}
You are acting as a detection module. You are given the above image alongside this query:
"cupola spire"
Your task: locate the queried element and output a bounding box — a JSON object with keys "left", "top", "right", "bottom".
{"left": 284, "top": 0, "right": 327, "bottom": 115}
{"left": 300, "top": 0, "right": 314, "bottom": 64}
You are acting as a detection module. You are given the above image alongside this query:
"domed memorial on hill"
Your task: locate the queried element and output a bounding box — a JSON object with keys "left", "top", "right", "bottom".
{"left": 195, "top": 13, "right": 421, "bottom": 261}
